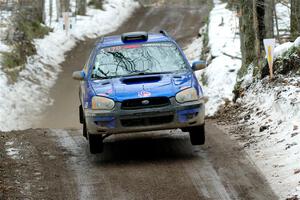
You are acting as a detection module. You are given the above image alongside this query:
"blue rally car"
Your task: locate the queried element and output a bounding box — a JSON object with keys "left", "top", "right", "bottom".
{"left": 72, "top": 31, "right": 207, "bottom": 154}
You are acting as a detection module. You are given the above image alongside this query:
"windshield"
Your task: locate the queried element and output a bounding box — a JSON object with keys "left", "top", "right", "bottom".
{"left": 91, "top": 42, "right": 188, "bottom": 79}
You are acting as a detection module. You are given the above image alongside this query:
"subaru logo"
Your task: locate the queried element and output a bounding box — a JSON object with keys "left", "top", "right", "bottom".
{"left": 141, "top": 100, "right": 150, "bottom": 105}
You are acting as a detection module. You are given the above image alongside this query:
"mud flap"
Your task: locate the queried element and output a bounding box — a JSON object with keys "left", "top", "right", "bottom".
{"left": 79, "top": 105, "right": 84, "bottom": 124}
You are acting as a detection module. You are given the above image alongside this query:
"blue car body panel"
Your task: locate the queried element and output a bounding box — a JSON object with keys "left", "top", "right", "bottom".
{"left": 79, "top": 32, "right": 205, "bottom": 134}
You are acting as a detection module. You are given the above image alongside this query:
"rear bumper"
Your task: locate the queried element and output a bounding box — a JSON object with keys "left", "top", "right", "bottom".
{"left": 84, "top": 98, "right": 205, "bottom": 135}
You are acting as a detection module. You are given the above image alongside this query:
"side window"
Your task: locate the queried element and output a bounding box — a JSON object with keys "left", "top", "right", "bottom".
{"left": 83, "top": 48, "right": 95, "bottom": 74}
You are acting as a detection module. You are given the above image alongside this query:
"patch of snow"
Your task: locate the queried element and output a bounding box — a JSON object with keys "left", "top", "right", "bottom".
{"left": 5, "top": 141, "right": 20, "bottom": 160}
{"left": 196, "top": 0, "right": 241, "bottom": 116}
{"left": 240, "top": 64, "right": 254, "bottom": 89}
{"left": 294, "top": 37, "right": 300, "bottom": 47}
{"left": 273, "top": 36, "right": 300, "bottom": 59}
{"left": 184, "top": 25, "right": 206, "bottom": 63}
{"left": 0, "top": 10, "right": 12, "bottom": 56}
{"left": 0, "top": 42, "right": 11, "bottom": 53}
{"left": 274, "top": 42, "right": 293, "bottom": 58}
{"left": 198, "top": 56, "right": 241, "bottom": 116}
{"left": 275, "top": 3, "right": 290, "bottom": 36}
{"left": 0, "top": 0, "right": 140, "bottom": 131}
{"left": 208, "top": 0, "right": 240, "bottom": 58}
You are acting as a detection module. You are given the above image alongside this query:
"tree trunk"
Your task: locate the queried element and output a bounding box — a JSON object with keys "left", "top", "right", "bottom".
{"left": 77, "top": 0, "right": 86, "bottom": 15}
{"left": 239, "top": 0, "right": 256, "bottom": 67}
{"left": 36, "top": 0, "right": 45, "bottom": 23}
{"left": 61, "top": 0, "right": 70, "bottom": 12}
{"left": 264, "top": 0, "right": 274, "bottom": 38}
{"left": 274, "top": 2, "right": 280, "bottom": 42}
{"left": 49, "top": 0, "right": 53, "bottom": 25}
{"left": 56, "top": 0, "right": 61, "bottom": 19}
{"left": 291, "top": 0, "right": 300, "bottom": 40}
{"left": 252, "top": 0, "right": 261, "bottom": 65}
{"left": 17, "top": 0, "right": 45, "bottom": 24}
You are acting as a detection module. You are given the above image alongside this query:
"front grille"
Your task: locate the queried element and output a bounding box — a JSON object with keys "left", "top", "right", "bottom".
{"left": 121, "top": 115, "right": 174, "bottom": 127}
{"left": 121, "top": 97, "right": 171, "bottom": 110}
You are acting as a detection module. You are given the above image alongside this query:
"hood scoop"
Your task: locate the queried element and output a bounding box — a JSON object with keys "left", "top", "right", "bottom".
{"left": 121, "top": 76, "right": 161, "bottom": 85}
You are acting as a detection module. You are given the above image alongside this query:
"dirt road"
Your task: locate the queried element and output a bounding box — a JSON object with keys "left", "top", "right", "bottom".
{"left": 1, "top": 1, "right": 278, "bottom": 199}
{"left": 0, "top": 122, "right": 277, "bottom": 200}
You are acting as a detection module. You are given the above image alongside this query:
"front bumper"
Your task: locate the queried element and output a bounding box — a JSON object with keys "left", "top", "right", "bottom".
{"left": 85, "top": 98, "right": 205, "bottom": 135}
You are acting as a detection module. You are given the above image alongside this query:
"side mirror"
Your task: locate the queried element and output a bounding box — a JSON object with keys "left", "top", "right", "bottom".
{"left": 192, "top": 60, "right": 206, "bottom": 71}
{"left": 72, "top": 71, "right": 85, "bottom": 81}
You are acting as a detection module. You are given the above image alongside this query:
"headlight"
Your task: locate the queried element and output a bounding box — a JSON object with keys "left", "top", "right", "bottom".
{"left": 92, "top": 96, "right": 115, "bottom": 110}
{"left": 175, "top": 88, "right": 198, "bottom": 103}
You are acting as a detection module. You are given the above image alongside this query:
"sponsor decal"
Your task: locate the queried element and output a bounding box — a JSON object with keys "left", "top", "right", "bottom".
{"left": 106, "top": 89, "right": 113, "bottom": 94}
{"left": 180, "top": 86, "right": 190, "bottom": 90}
{"left": 97, "top": 93, "right": 108, "bottom": 97}
{"left": 124, "top": 45, "right": 141, "bottom": 49}
{"left": 138, "top": 90, "right": 151, "bottom": 97}
{"left": 142, "top": 43, "right": 173, "bottom": 47}
{"left": 103, "top": 43, "right": 173, "bottom": 52}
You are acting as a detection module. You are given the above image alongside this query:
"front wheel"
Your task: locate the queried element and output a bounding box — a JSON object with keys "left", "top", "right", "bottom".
{"left": 88, "top": 134, "right": 104, "bottom": 154}
{"left": 189, "top": 124, "right": 205, "bottom": 145}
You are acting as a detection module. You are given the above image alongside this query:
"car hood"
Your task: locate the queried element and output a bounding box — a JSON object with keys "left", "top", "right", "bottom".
{"left": 90, "top": 72, "right": 193, "bottom": 102}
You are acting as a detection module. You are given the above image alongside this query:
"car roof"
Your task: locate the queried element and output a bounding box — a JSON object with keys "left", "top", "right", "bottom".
{"left": 96, "top": 32, "right": 174, "bottom": 48}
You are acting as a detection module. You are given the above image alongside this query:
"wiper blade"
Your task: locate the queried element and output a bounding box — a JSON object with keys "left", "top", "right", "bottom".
{"left": 123, "top": 71, "right": 172, "bottom": 77}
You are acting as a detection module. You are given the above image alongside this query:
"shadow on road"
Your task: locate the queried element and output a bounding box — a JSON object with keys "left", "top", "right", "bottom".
{"left": 86, "top": 131, "right": 205, "bottom": 163}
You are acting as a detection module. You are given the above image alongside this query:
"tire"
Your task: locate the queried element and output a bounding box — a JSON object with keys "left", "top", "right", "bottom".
{"left": 88, "top": 134, "right": 104, "bottom": 154}
{"left": 79, "top": 105, "right": 84, "bottom": 124}
{"left": 189, "top": 124, "right": 205, "bottom": 145}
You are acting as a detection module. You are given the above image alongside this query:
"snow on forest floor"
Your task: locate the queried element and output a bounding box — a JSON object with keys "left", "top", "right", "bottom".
{"left": 193, "top": 0, "right": 241, "bottom": 117}
{"left": 238, "top": 75, "right": 300, "bottom": 200}
{"left": 235, "top": 38, "right": 300, "bottom": 199}
{"left": 186, "top": 0, "right": 300, "bottom": 199}
{"left": 0, "top": 0, "right": 139, "bottom": 131}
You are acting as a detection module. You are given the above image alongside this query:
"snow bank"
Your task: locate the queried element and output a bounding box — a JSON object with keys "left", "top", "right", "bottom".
{"left": 238, "top": 77, "right": 300, "bottom": 199}
{"left": 274, "top": 36, "right": 300, "bottom": 59}
{"left": 184, "top": 25, "right": 206, "bottom": 63}
{"left": 0, "top": 0, "right": 139, "bottom": 131}
{"left": 237, "top": 37, "right": 300, "bottom": 199}
{"left": 195, "top": 0, "right": 241, "bottom": 116}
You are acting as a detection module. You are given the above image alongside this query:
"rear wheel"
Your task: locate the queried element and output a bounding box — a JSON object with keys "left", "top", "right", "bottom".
{"left": 88, "top": 134, "right": 104, "bottom": 154}
{"left": 189, "top": 124, "right": 205, "bottom": 145}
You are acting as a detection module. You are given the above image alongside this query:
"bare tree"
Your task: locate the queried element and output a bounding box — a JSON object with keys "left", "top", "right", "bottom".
{"left": 60, "top": 0, "right": 70, "bottom": 12}
{"left": 239, "top": 0, "right": 256, "bottom": 67}
{"left": 77, "top": 0, "right": 87, "bottom": 15}
{"left": 291, "top": 0, "right": 300, "bottom": 40}
{"left": 49, "top": 0, "right": 53, "bottom": 25}
{"left": 264, "top": 0, "right": 274, "bottom": 38}
{"left": 239, "top": 0, "right": 274, "bottom": 68}
{"left": 56, "top": 0, "right": 61, "bottom": 19}
{"left": 17, "top": 0, "right": 45, "bottom": 23}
